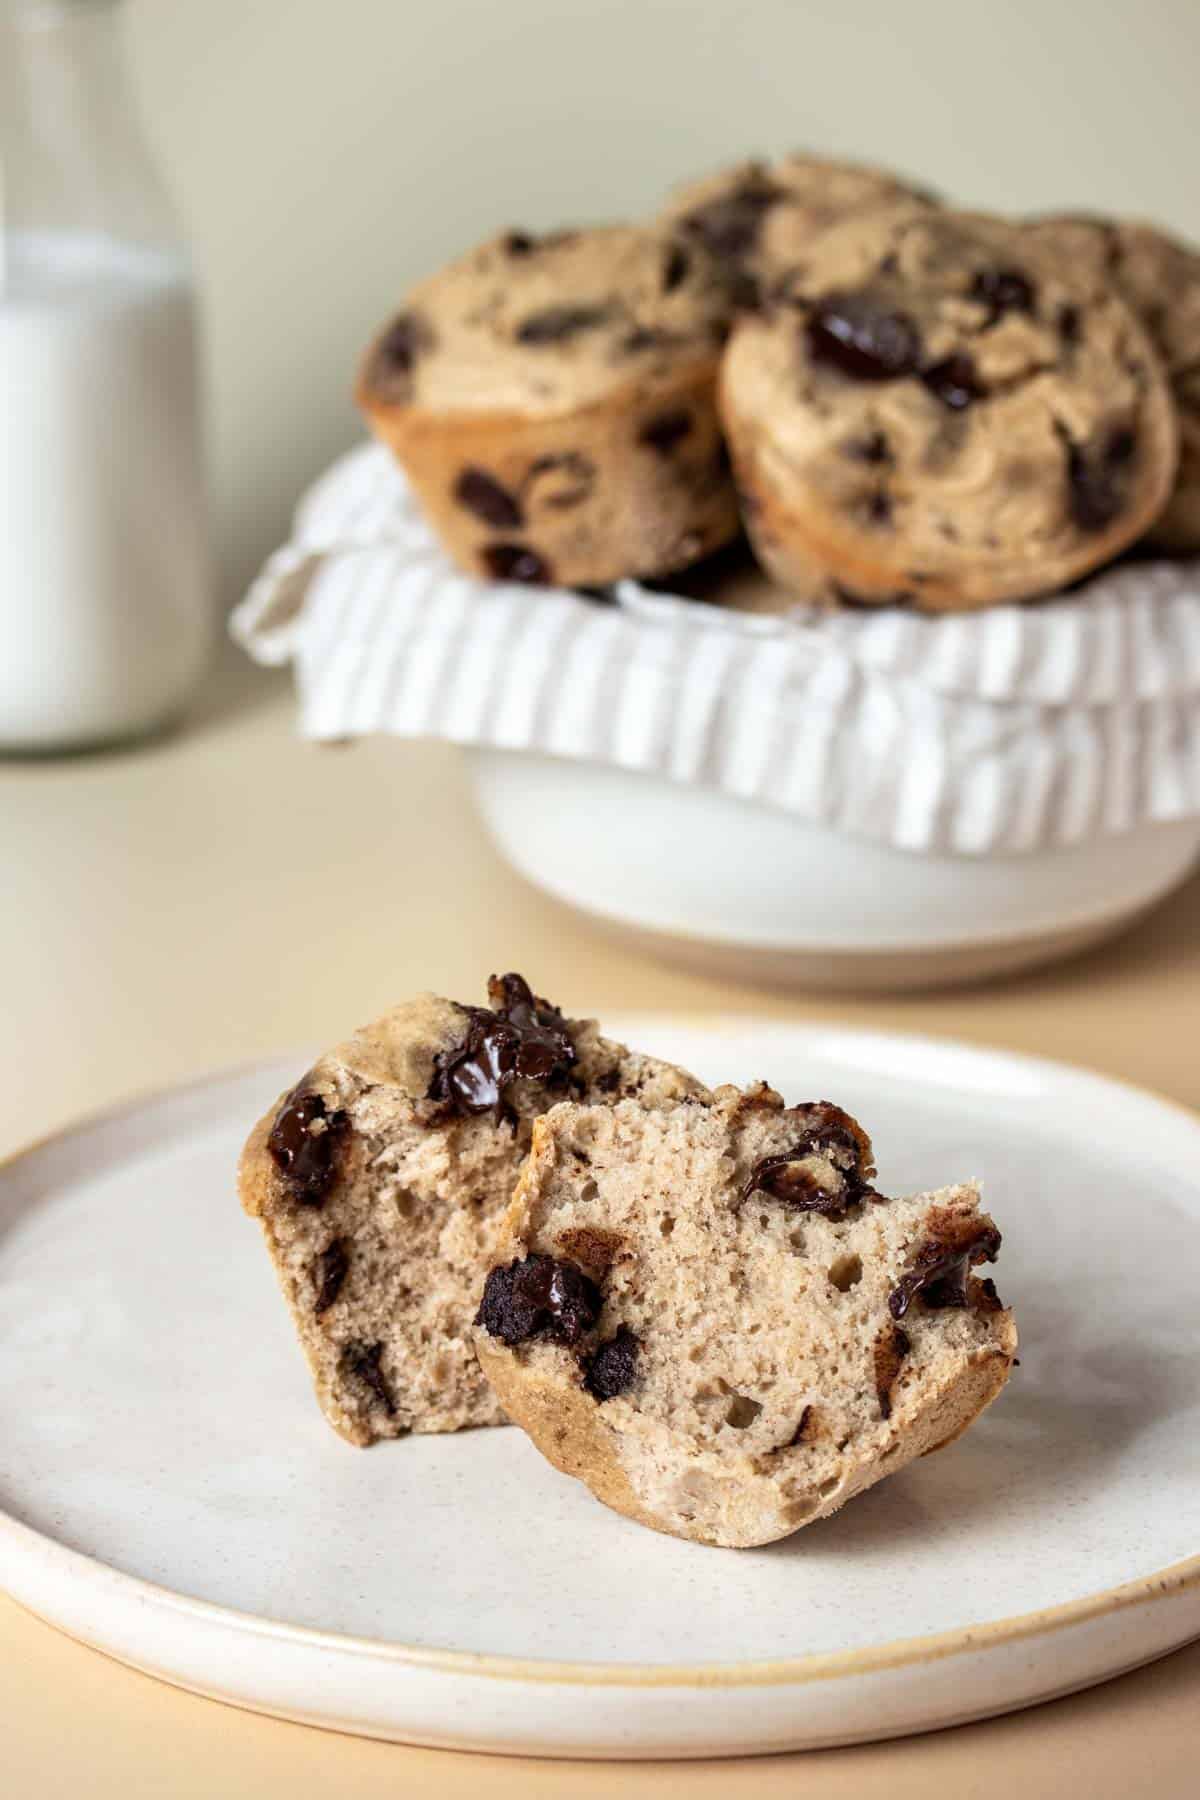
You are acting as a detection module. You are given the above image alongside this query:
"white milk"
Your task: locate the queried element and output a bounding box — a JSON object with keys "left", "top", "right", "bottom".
{"left": 0, "top": 232, "right": 212, "bottom": 750}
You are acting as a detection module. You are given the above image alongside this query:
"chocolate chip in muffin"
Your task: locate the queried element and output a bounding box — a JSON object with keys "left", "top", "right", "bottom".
{"left": 429, "top": 971, "right": 576, "bottom": 1116}
{"left": 268, "top": 1087, "right": 348, "bottom": 1205}
{"left": 476, "top": 1253, "right": 602, "bottom": 1347}
{"left": 639, "top": 409, "right": 694, "bottom": 454}
{"left": 970, "top": 266, "right": 1036, "bottom": 322}
{"left": 1057, "top": 303, "right": 1082, "bottom": 346}
{"left": 784, "top": 1405, "right": 814, "bottom": 1448}
{"left": 873, "top": 1322, "right": 911, "bottom": 1419}
{"left": 663, "top": 242, "right": 691, "bottom": 292}
{"left": 843, "top": 429, "right": 893, "bottom": 466}
{"left": 888, "top": 1218, "right": 1003, "bottom": 1319}
{"left": 807, "top": 292, "right": 923, "bottom": 382}
{"left": 743, "top": 1114, "right": 876, "bottom": 1218}
{"left": 581, "top": 1325, "right": 640, "bottom": 1400}
{"left": 454, "top": 467, "right": 524, "bottom": 529}
{"left": 342, "top": 1340, "right": 395, "bottom": 1415}
{"left": 482, "top": 543, "right": 552, "bottom": 584}
{"left": 313, "top": 1239, "right": 349, "bottom": 1314}
{"left": 363, "top": 311, "right": 435, "bottom": 402}
{"left": 516, "top": 304, "right": 611, "bottom": 345}
{"left": 922, "top": 351, "right": 985, "bottom": 411}
{"left": 679, "top": 171, "right": 782, "bottom": 261}
{"left": 1062, "top": 421, "right": 1139, "bottom": 531}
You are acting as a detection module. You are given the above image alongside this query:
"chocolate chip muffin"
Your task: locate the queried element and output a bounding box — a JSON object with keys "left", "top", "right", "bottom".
{"left": 719, "top": 207, "right": 1179, "bottom": 610}
{"left": 474, "top": 1084, "right": 1015, "bottom": 1548}
{"left": 356, "top": 226, "right": 741, "bottom": 588}
{"left": 661, "top": 152, "right": 937, "bottom": 305}
{"left": 1029, "top": 215, "right": 1200, "bottom": 553}
{"left": 238, "top": 976, "right": 707, "bottom": 1445}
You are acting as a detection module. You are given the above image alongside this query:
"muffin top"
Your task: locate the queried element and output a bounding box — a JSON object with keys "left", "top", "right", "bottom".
{"left": 359, "top": 225, "right": 733, "bottom": 417}
{"left": 1028, "top": 213, "right": 1200, "bottom": 548}
{"left": 722, "top": 206, "right": 1178, "bottom": 600}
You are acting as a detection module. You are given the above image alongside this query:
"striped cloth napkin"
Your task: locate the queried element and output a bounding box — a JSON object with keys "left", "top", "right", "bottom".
{"left": 231, "top": 443, "right": 1200, "bottom": 855}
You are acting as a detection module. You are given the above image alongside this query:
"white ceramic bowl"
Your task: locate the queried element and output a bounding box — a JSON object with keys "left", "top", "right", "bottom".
{"left": 469, "top": 749, "right": 1200, "bottom": 990}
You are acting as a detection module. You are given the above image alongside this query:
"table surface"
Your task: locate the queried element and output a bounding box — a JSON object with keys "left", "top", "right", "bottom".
{"left": 4, "top": 649, "right": 1199, "bottom": 1798}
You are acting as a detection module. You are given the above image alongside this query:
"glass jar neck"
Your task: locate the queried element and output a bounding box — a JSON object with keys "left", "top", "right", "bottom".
{"left": 2, "top": 0, "right": 178, "bottom": 250}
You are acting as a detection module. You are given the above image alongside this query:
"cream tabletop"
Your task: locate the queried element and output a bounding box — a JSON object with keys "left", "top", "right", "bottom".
{"left": 3, "top": 647, "right": 1199, "bottom": 1797}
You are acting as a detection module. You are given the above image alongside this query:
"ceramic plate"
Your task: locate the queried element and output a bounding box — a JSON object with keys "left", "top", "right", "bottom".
{"left": 1, "top": 1023, "right": 1198, "bottom": 1759}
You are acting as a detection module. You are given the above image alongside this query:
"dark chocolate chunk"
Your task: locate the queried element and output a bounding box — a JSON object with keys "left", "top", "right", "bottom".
{"left": 454, "top": 467, "right": 524, "bottom": 529}
{"left": 375, "top": 311, "right": 428, "bottom": 375}
{"left": 342, "top": 1341, "right": 395, "bottom": 1414}
{"left": 475, "top": 1253, "right": 602, "bottom": 1347}
{"left": 581, "top": 1325, "right": 640, "bottom": 1400}
{"left": 516, "top": 304, "right": 610, "bottom": 345}
{"left": 638, "top": 409, "right": 694, "bottom": 454}
{"left": 843, "top": 430, "right": 893, "bottom": 466}
{"left": 429, "top": 971, "right": 576, "bottom": 1117}
{"left": 1063, "top": 422, "right": 1139, "bottom": 532}
{"left": 663, "top": 243, "right": 691, "bottom": 292}
{"left": 888, "top": 1219, "right": 1003, "bottom": 1319}
{"left": 482, "top": 543, "right": 551, "bottom": 584}
{"left": 874, "top": 1322, "right": 911, "bottom": 1419}
{"left": 268, "top": 1086, "right": 348, "bottom": 1205}
{"left": 786, "top": 1405, "right": 813, "bottom": 1447}
{"left": 522, "top": 451, "right": 595, "bottom": 511}
{"left": 313, "top": 1239, "right": 349, "bottom": 1314}
{"left": 743, "top": 1101, "right": 876, "bottom": 1215}
{"left": 922, "top": 352, "right": 984, "bottom": 411}
{"left": 622, "top": 325, "right": 675, "bottom": 354}
{"left": 970, "top": 266, "right": 1036, "bottom": 322}
{"left": 680, "top": 173, "right": 782, "bottom": 261}
{"left": 807, "top": 292, "right": 922, "bottom": 382}
{"left": 503, "top": 231, "right": 537, "bottom": 255}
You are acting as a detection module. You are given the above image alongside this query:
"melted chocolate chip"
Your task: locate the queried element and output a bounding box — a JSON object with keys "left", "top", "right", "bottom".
{"left": 516, "top": 304, "right": 610, "bottom": 344}
{"left": 454, "top": 467, "right": 524, "bottom": 529}
{"left": 1063, "top": 423, "right": 1139, "bottom": 532}
{"left": 922, "top": 352, "right": 984, "bottom": 411}
{"left": 429, "top": 972, "right": 576, "bottom": 1117}
{"left": 268, "top": 1087, "right": 347, "bottom": 1205}
{"left": 313, "top": 1240, "right": 349, "bottom": 1314}
{"left": 622, "top": 326, "right": 675, "bottom": 354}
{"left": 680, "top": 174, "right": 781, "bottom": 261}
{"left": 639, "top": 409, "right": 693, "bottom": 454}
{"left": 581, "top": 1325, "right": 639, "bottom": 1400}
{"left": 888, "top": 1220, "right": 1002, "bottom": 1319}
{"left": 376, "top": 311, "right": 427, "bottom": 374}
{"left": 342, "top": 1341, "right": 394, "bottom": 1414}
{"left": 785, "top": 1405, "right": 813, "bottom": 1448}
{"left": 523, "top": 452, "right": 595, "bottom": 511}
{"left": 970, "top": 266, "right": 1036, "bottom": 321}
{"left": 482, "top": 543, "right": 551, "bottom": 584}
{"left": 475, "top": 1254, "right": 602, "bottom": 1347}
{"left": 663, "top": 243, "right": 691, "bottom": 292}
{"left": 743, "top": 1102, "right": 876, "bottom": 1216}
{"left": 874, "top": 1322, "right": 911, "bottom": 1419}
{"left": 503, "top": 231, "right": 537, "bottom": 255}
{"left": 807, "top": 292, "right": 922, "bottom": 382}
{"left": 843, "top": 430, "right": 893, "bottom": 466}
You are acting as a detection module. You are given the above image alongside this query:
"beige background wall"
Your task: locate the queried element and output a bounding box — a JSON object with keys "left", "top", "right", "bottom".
{"left": 125, "top": 0, "right": 1200, "bottom": 608}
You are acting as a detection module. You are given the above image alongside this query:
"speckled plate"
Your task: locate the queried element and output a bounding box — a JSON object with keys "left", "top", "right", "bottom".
{"left": 1, "top": 1023, "right": 1198, "bottom": 1758}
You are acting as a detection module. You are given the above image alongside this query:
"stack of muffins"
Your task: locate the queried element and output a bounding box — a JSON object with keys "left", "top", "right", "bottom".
{"left": 356, "top": 154, "right": 1200, "bottom": 615}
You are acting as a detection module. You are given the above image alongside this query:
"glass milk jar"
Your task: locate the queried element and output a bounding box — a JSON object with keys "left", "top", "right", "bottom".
{"left": 0, "top": 0, "right": 212, "bottom": 751}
